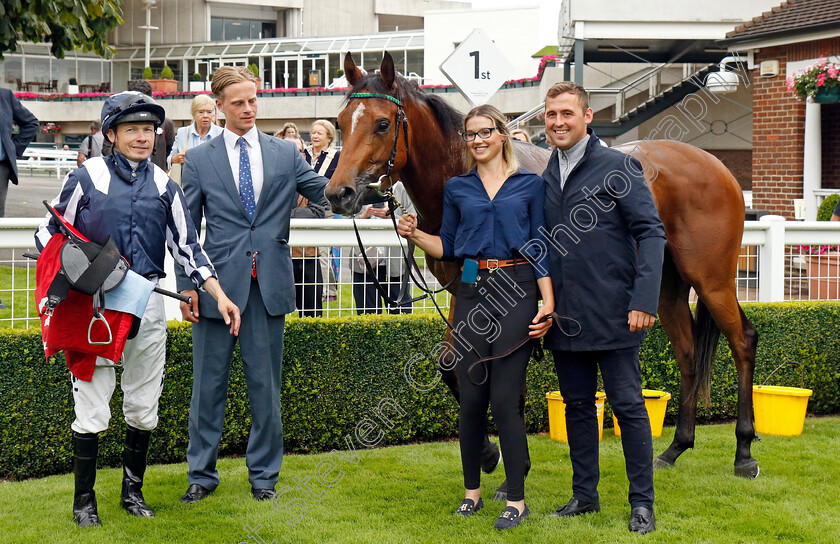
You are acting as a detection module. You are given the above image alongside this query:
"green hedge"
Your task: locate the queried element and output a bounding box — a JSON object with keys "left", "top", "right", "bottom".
{"left": 1, "top": 303, "right": 839, "bottom": 480}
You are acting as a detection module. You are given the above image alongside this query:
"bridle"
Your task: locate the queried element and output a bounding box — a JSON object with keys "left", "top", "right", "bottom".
{"left": 347, "top": 92, "right": 410, "bottom": 206}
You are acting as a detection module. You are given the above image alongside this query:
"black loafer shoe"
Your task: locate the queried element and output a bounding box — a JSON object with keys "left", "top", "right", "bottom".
{"left": 549, "top": 497, "right": 601, "bottom": 517}
{"left": 454, "top": 497, "right": 483, "bottom": 516}
{"left": 494, "top": 505, "right": 530, "bottom": 530}
{"left": 180, "top": 483, "right": 212, "bottom": 504}
{"left": 629, "top": 506, "right": 655, "bottom": 534}
{"left": 251, "top": 488, "right": 276, "bottom": 501}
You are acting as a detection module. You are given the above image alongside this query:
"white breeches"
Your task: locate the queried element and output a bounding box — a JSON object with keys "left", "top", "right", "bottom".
{"left": 70, "top": 291, "right": 167, "bottom": 434}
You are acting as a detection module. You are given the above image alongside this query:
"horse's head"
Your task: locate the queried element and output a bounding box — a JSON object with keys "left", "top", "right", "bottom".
{"left": 326, "top": 52, "right": 410, "bottom": 215}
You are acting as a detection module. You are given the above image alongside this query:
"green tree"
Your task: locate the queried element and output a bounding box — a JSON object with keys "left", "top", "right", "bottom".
{"left": 0, "top": 0, "right": 123, "bottom": 60}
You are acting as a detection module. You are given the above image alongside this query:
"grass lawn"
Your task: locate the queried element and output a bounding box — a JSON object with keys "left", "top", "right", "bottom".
{"left": 2, "top": 417, "right": 839, "bottom": 543}
{"left": 0, "top": 264, "right": 39, "bottom": 328}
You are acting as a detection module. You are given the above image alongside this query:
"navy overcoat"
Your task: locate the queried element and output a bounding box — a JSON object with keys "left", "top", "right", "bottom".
{"left": 542, "top": 129, "right": 666, "bottom": 351}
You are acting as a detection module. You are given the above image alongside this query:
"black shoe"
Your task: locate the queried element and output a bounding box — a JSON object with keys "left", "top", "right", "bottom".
{"left": 251, "top": 488, "right": 276, "bottom": 501}
{"left": 629, "top": 506, "right": 656, "bottom": 534}
{"left": 454, "top": 497, "right": 483, "bottom": 516}
{"left": 121, "top": 426, "right": 155, "bottom": 517}
{"left": 180, "top": 483, "right": 212, "bottom": 504}
{"left": 72, "top": 432, "right": 102, "bottom": 528}
{"left": 494, "top": 505, "right": 529, "bottom": 530}
{"left": 549, "top": 497, "right": 601, "bottom": 517}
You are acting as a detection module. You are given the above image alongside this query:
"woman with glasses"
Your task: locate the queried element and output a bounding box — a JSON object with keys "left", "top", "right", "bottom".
{"left": 168, "top": 94, "right": 223, "bottom": 170}
{"left": 397, "top": 104, "right": 554, "bottom": 530}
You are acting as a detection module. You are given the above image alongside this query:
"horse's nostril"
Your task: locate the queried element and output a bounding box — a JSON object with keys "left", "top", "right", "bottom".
{"left": 338, "top": 186, "right": 356, "bottom": 204}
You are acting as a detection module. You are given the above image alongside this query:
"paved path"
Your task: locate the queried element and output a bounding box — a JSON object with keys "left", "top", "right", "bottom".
{"left": 5, "top": 173, "right": 65, "bottom": 219}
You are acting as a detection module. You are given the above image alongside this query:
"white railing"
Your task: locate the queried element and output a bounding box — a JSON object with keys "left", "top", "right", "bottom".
{"left": 16, "top": 149, "right": 78, "bottom": 179}
{"left": 0, "top": 218, "right": 450, "bottom": 329}
{"left": 4, "top": 215, "right": 840, "bottom": 329}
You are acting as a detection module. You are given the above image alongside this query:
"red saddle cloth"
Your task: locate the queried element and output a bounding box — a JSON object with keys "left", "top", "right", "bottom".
{"left": 36, "top": 233, "right": 134, "bottom": 381}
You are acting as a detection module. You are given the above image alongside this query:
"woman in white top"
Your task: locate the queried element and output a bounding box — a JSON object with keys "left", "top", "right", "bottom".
{"left": 168, "top": 94, "right": 223, "bottom": 168}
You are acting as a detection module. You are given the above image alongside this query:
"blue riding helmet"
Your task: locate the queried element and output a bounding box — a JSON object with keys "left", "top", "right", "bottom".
{"left": 101, "top": 91, "right": 165, "bottom": 135}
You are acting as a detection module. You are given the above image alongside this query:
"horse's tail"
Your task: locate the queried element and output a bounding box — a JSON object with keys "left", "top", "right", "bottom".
{"left": 691, "top": 300, "right": 721, "bottom": 405}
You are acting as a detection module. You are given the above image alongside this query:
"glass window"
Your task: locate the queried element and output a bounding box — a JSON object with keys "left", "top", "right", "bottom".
{"left": 261, "top": 22, "right": 276, "bottom": 39}
{"left": 225, "top": 19, "right": 251, "bottom": 41}
{"left": 2, "top": 57, "right": 22, "bottom": 90}
{"left": 211, "top": 18, "right": 223, "bottom": 41}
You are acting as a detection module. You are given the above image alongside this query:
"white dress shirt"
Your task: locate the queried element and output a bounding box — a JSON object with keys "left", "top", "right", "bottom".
{"left": 223, "top": 126, "right": 264, "bottom": 203}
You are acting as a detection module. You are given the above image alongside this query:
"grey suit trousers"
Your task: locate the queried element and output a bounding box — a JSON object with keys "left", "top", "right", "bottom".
{"left": 186, "top": 278, "right": 285, "bottom": 490}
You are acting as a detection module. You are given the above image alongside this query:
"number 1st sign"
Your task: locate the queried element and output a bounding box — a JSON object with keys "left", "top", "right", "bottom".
{"left": 439, "top": 28, "right": 515, "bottom": 106}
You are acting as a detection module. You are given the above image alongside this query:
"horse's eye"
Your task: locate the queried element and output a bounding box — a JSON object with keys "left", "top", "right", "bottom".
{"left": 376, "top": 119, "right": 390, "bottom": 133}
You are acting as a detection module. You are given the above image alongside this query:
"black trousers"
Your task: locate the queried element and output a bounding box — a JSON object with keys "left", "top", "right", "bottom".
{"left": 292, "top": 257, "right": 323, "bottom": 317}
{"left": 452, "top": 264, "right": 537, "bottom": 502}
{"left": 352, "top": 268, "right": 413, "bottom": 315}
{"left": 0, "top": 159, "right": 11, "bottom": 218}
{"left": 552, "top": 345, "right": 654, "bottom": 508}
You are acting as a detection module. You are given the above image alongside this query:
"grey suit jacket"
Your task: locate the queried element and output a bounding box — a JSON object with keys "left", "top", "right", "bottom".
{"left": 176, "top": 131, "right": 329, "bottom": 318}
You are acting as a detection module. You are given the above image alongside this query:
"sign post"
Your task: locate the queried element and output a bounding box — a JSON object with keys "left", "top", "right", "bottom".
{"left": 439, "top": 28, "right": 515, "bottom": 106}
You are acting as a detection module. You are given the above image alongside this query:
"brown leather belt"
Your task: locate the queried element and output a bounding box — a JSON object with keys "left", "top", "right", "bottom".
{"left": 476, "top": 258, "right": 529, "bottom": 270}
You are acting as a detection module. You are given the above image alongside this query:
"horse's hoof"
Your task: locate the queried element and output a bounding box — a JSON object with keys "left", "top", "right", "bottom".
{"left": 734, "top": 459, "right": 759, "bottom": 479}
{"left": 652, "top": 456, "right": 674, "bottom": 470}
{"left": 492, "top": 488, "right": 508, "bottom": 502}
{"left": 481, "top": 443, "right": 501, "bottom": 474}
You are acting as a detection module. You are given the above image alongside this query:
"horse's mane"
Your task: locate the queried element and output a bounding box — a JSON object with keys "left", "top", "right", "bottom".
{"left": 345, "top": 73, "right": 463, "bottom": 141}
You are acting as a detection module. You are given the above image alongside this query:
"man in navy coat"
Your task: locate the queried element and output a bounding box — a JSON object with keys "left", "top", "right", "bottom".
{"left": 175, "top": 66, "right": 329, "bottom": 503}
{"left": 0, "top": 88, "right": 39, "bottom": 218}
{"left": 531, "top": 82, "right": 665, "bottom": 534}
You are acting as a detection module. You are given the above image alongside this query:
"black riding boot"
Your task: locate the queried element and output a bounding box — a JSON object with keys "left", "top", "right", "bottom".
{"left": 73, "top": 432, "right": 101, "bottom": 528}
{"left": 121, "top": 425, "right": 155, "bottom": 517}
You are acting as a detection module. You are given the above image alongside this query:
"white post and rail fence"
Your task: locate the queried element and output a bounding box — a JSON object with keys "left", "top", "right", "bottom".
{"left": 2, "top": 216, "right": 840, "bottom": 328}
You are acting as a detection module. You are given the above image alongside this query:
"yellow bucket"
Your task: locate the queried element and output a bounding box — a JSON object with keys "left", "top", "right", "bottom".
{"left": 612, "top": 389, "right": 672, "bottom": 437}
{"left": 753, "top": 385, "right": 813, "bottom": 436}
{"left": 546, "top": 391, "right": 606, "bottom": 442}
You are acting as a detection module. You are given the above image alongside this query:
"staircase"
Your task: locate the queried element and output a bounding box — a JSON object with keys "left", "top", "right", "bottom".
{"left": 591, "top": 63, "right": 717, "bottom": 137}
{"left": 508, "top": 61, "right": 718, "bottom": 140}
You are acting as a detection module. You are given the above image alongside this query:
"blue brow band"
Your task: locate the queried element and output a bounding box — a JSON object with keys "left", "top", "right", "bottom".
{"left": 348, "top": 92, "right": 402, "bottom": 106}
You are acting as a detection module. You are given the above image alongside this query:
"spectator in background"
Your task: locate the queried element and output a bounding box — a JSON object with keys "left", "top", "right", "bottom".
{"left": 1, "top": 87, "right": 40, "bottom": 219}
{"left": 77, "top": 121, "right": 104, "bottom": 167}
{"left": 355, "top": 181, "right": 416, "bottom": 314}
{"left": 168, "top": 95, "right": 223, "bottom": 169}
{"left": 275, "top": 124, "right": 304, "bottom": 153}
{"left": 511, "top": 129, "right": 531, "bottom": 143}
{"left": 102, "top": 80, "right": 175, "bottom": 171}
{"left": 304, "top": 119, "right": 342, "bottom": 303}
{"left": 62, "top": 144, "right": 70, "bottom": 151}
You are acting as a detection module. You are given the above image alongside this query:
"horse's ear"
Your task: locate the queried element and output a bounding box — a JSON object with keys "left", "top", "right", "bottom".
{"left": 344, "top": 52, "right": 363, "bottom": 86}
{"left": 380, "top": 52, "right": 396, "bottom": 90}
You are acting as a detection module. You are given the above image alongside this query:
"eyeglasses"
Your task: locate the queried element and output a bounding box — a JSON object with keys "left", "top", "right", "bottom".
{"left": 460, "top": 127, "right": 497, "bottom": 142}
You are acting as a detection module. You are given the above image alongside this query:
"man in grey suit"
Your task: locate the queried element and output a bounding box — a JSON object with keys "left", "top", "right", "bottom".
{"left": 176, "top": 66, "right": 330, "bottom": 503}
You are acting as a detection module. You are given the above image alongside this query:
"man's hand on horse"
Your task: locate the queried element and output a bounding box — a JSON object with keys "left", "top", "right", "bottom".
{"left": 628, "top": 310, "right": 656, "bottom": 332}
{"left": 397, "top": 213, "right": 417, "bottom": 238}
{"left": 180, "top": 289, "right": 200, "bottom": 323}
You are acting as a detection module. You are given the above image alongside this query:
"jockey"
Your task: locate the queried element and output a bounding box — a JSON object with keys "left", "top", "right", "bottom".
{"left": 35, "top": 91, "right": 240, "bottom": 528}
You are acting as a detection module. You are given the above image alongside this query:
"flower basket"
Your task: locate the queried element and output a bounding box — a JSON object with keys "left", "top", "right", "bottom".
{"left": 813, "top": 86, "right": 840, "bottom": 104}
{"left": 786, "top": 57, "right": 840, "bottom": 102}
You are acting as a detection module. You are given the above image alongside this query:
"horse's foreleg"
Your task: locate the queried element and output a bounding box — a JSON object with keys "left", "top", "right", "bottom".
{"left": 653, "top": 254, "right": 697, "bottom": 469}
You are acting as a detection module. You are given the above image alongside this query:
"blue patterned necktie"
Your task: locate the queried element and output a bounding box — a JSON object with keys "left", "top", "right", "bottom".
{"left": 238, "top": 137, "right": 256, "bottom": 220}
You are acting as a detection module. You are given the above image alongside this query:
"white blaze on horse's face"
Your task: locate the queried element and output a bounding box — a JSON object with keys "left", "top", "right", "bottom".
{"left": 351, "top": 103, "right": 366, "bottom": 135}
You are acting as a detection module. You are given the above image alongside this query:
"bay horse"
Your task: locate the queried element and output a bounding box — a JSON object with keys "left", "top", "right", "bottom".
{"left": 326, "top": 52, "right": 760, "bottom": 490}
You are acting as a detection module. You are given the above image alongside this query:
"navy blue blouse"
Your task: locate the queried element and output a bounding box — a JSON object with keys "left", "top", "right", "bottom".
{"left": 440, "top": 168, "right": 549, "bottom": 278}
